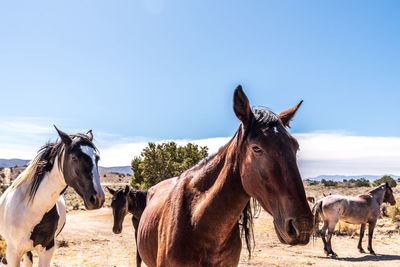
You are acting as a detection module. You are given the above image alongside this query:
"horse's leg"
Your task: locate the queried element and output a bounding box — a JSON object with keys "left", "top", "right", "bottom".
{"left": 4, "top": 246, "right": 23, "bottom": 267}
{"left": 367, "top": 220, "right": 377, "bottom": 255}
{"left": 132, "top": 218, "right": 142, "bottom": 267}
{"left": 320, "top": 221, "right": 329, "bottom": 255}
{"left": 357, "top": 224, "right": 366, "bottom": 253}
{"left": 326, "top": 221, "right": 338, "bottom": 257}
{"left": 22, "top": 252, "right": 33, "bottom": 267}
{"left": 37, "top": 245, "right": 55, "bottom": 267}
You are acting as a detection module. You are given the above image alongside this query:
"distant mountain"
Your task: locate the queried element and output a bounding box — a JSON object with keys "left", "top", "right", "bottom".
{"left": 305, "top": 174, "right": 400, "bottom": 182}
{"left": 0, "top": 158, "right": 132, "bottom": 175}
{"left": 0, "top": 159, "right": 30, "bottom": 168}
{"left": 98, "top": 166, "right": 132, "bottom": 175}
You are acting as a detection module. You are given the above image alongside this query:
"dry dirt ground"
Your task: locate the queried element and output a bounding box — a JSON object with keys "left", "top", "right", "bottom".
{"left": 35, "top": 207, "right": 400, "bottom": 267}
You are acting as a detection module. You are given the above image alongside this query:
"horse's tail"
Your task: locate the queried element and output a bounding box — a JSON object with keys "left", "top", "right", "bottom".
{"left": 311, "top": 200, "right": 323, "bottom": 238}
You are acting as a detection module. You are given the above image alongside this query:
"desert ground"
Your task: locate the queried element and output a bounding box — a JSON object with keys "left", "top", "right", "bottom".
{"left": 46, "top": 206, "right": 400, "bottom": 267}
{"left": 44, "top": 185, "right": 400, "bottom": 267}
{"left": 1, "top": 168, "right": 400, "bottom": 267}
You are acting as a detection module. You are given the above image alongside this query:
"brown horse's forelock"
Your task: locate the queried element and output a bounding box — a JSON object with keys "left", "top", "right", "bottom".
{"left": 28, "top": 134, "right": 97, "bottom": 202}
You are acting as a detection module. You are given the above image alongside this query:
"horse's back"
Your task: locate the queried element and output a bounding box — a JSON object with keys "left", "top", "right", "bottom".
{"left": 321, "top": 194, "right": 380, "bottom": 224}
{"left": 341, "top": 194, "right": 380, "bottom": 223}
{"left": 320, "top": 195, "right": 347, "bottom": 220}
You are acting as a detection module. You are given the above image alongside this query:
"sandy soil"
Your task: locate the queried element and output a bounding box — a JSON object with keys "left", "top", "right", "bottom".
{"left": 29, "top": 207, "right": 400, "bottom": 267}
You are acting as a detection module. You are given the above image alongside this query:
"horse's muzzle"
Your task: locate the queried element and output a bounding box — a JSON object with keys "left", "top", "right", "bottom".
{"left": 274, "top": 217, "right": 313, "bottom": 245}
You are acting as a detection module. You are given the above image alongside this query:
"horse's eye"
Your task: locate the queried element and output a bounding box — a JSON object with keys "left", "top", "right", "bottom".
{"left": 252, "top": 146, "right": 262, "bottom": 153}
{"left": 72, "top": 156, "right": 78, "bottom": 162}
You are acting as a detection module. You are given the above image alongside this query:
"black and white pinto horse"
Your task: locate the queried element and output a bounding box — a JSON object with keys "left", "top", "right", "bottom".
{"left": 0, "top": 127, "right": 105, "bottom": 267}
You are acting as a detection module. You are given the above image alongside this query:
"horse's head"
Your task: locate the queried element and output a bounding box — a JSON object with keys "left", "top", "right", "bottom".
{"left": 55, "top": 126, "right": 105, "bottom": 210}
{"left": 233, "top": 85, "right": 313, "bottom": 245}
{"left": 383, "top": 182, "right": 396, "bottom": 206}
{"left": 107, "top": 185, "right": 130, "bottom": 234}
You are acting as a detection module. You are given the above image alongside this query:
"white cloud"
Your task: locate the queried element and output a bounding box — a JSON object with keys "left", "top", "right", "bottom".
{"left": 295, "top": 133, "right": 400, "bottom": 178}
{"left": 99, "top": 133, "right": 400, "bottom": 179}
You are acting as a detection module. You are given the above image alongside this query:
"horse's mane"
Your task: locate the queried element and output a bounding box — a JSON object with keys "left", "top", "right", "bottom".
{"left": 368, "top": 183, "right": 388, "bottom": 195}
{"left": 12, "top": 133, "right": 96, "bottom": 202}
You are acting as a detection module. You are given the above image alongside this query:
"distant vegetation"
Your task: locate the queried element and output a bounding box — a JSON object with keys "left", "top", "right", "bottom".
{"left": 315, "top": 178, "right": 371, "bottom": 188}
{"left": 131, "top": 142, "right": 208, "bottom": 189}
{"left": 374, "top": 175, "right": 397, "bottom": 188}
{"left": 308, "top": 175, "right": 398, "bottom": 189}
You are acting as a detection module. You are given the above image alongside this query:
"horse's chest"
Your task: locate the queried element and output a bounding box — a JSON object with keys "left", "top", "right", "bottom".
{"left": 161, "top": 224, "right": 242, "bottom": 267}
{"left": 30, "top": 204, "right": 59, "bottom": 250}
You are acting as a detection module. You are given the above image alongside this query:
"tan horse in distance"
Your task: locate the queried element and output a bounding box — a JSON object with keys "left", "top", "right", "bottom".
{"left": 313, "top": 182, "right": 396, "bottom": 256}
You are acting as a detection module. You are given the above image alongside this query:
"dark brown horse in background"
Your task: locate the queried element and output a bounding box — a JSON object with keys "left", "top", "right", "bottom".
{"left": 313, "top": 182, "right": 396, "bottom": 256}
{"left": 107, "top": 185, "right": 147, "bottom": 267}
{"left": 137, "top": 85, "right": 314, "bottom": 267}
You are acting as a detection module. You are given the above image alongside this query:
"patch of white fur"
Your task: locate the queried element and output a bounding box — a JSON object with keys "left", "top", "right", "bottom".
{"left": 0, "top": 157, "right": 67, "bottom": 266}
{"left": 80, "top": 145, "right": 102, "bottom": 196}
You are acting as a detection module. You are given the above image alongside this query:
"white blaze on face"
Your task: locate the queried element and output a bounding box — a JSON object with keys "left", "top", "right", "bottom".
{"left": 273, "top": 126, "right": 279, "bottom": 134}
{"left": 80, "top": 145, "right": 102, "bottom": 195}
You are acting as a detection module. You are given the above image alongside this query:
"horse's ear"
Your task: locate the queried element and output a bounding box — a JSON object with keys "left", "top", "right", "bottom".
{"left": 106, "top": 186, "right": 115, "bottom": 195}
{"left": 124, "top": 185, "right": 130, "bottom": 195}
{"left": 54, "top": 125, "right": 72, "bottom": 146}
{"left": 233, "top": 85, "right": 252, "bottom": 125}
{"left": 86, "top": 130, "right": 93, "bottom": 141}
{"left": 278, "top": 100, "right": 303, "bottom": 128}
{"left": 385, "top": 181, "right": 390, "bottom": 188}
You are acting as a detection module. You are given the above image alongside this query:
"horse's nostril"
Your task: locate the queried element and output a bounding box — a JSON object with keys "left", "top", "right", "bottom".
{"left": 288, "top": 219, "right": 297, "bottom": 237}
{"left": 89, "top": 195, "right": 97, "bottom": 205}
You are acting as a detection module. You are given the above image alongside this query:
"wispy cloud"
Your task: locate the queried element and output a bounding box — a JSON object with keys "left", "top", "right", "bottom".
{"left": 1, "top": 119, "right": 399, "bottom": 179}
{"left": 295, "top": 133, "right": 400, "bottom": 178}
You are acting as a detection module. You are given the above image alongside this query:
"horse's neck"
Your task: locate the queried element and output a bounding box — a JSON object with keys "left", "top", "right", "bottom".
{"left": 370, "top": 188, "right": 385, "bottom": 205}
{"left": 127, "top": 191, "right": 136, "bottom": 215}
{"left": 189, "top": 143, "right": 249, "bottom": 235}
{"left": 128, "top": 190, "right": 146, "bottom": 216}
{"left": 26, "top": 157, "right": 67, "bottom": 214}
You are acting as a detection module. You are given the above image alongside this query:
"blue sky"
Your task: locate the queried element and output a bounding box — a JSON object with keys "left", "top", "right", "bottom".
{"left": 1, "top": 1, "right": 400, "bottom": 176}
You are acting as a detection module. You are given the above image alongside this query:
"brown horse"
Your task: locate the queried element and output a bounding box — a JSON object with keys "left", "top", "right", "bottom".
{"left": 107, "top": 185, "right": 147, "bottom": 267}
{"left": 137, "top": 85, "right": 313, "bottom": 267}
{"left": 312, "top": 182, "right": 396, "bottom": 256}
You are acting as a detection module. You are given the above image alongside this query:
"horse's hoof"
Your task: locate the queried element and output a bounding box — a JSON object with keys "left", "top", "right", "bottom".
{"left": 324, "top": 249, "right": 329, "bottom": 256}
{"left": 330, "top": 251, "right": 338, "bottom": 257}
{"left": 358, "top": 248, "right": 365, "bottom": 253}
{"left": 369, "top": 251, "right": 376, "bottom": 255}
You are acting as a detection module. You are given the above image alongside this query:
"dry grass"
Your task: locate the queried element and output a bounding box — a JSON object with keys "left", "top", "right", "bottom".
{"left": 0, "top": 236, "right": 6, "bottom": 260}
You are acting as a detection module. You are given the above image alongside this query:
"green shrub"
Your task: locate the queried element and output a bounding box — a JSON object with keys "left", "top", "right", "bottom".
{"left": 354, "top": 178, "right": 370, "bottom": 187}
{"left": 374, "top": 175, "right": 397, "bottom": 188}
{"left": 321, "top": 179, "right": 338, "bottom": 187}
{"left": 388, "top": 200, "right": 400, "bottom": 223}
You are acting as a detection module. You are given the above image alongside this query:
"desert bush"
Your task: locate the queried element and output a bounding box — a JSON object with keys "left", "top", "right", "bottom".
{"left": 131, "top": 142, "right": 208, "bottom": 189}
{"left": 57, "top": 240, "right": 69, "bottom": 247}
{"left": 354, "top": 178, "right": 370, "bottom": 187}
{"left": 0, "top": 185, "right": 9, "bottom": 193}
{"left": 0, "top": 236, "right": 6, "bottom": 260}
{"left": 388, "top": 200, "right": 400, "bottom": 223}
{"left": 335, "top": 221, "right": 359, "bottom": 236}
{"left": 321, "top": 179, "right": 338, "bottom": 187}
{"left": 374, "top": 175, "right": 397, "bottom": 188}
